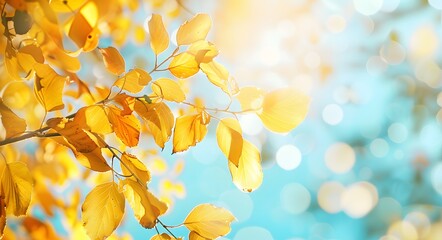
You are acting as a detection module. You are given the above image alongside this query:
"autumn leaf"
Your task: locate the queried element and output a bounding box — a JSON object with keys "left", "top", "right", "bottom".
{"left": 0, "top": 197, "right": 5, "bottom": 238}
{"left": 0, "top": 161, "right": 33, "bottom": 216}
{"left": 228, "top": 140, "right": 263, "bottom": 192}
{"left": 121, "top": 179, "right": 167, "bottom": 229}
{"left": 235, "top": 87, "right": 264, "bottom": 111}
{"left": 23, "top": 217, "right": 61, "bottom": 240}
{"left": 0, "top": 98, "right": 27, "bottom": 138}
{"left": 75, "top": 105, "right": 113, "bottom": 134}
{"left": 151, "top": 233, "right": 182, "bottom": 240}
{"left": 74, "top": 148, "right": 111, "bottom": 172}
{"left": 200, "top": 61, "right": 238, "bottom": 95}
{"left": 172, "top": 112, "right": 210, "bottom": 153}
{"left": 257, "top": 88, "right": 310, "bottom": 133}
{"left": 184, "top": 204, "right": 235, "bottom": 239}
{"left": 188, "top": 40, "right": 218, "bottom": 64}
{"left": 66, "top": 1, "right": 99, "bottom": 51}
{"left": 82, "top": 182, "right": 125, "bottom": 240}
{"left": 100, "top": 46, "right": 126, "bottom": 75}
{"left": 115, "top": 68, "right": 151, "bottom": 93}
{"left": 134, "top": 101, "right": 174, "bottom": 149}
{"left": 176, "top": 14, "right": 211, "bottom": 46}
{"left": 50, "top": 0, "right": 86, "bottom": 12}
{"left": 189, "top": 231, "right": 210, "bottom": 240}
{"left": 152, "top": 78, "right": 186, "bottom": 102}
{"left": 107, "top": 107, "right": 141, "bottom": 147}
{"left": 216, "top": 118, "right": 243, "bottom": 167}
{"left": 120, "top": 153, "right": 151, "bottom": 184}
{"left": 34, "top": 63, "right": 66, "bottom": 112}
{"left": 148, "top": 14, "right": 169, "bottom": 55}
{"left": 168, "top": 52, "right": 199, "bottom": 78}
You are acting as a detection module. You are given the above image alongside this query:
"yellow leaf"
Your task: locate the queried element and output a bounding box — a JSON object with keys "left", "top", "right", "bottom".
{"left": 50, "top": 0, "right": 87, "bottom": 12}
{"left": 82, "top": 182, "right": 125, "bottom": 240}
{"left": 184, "top": 204, "right": 235, "bottom": 239}
{"left": 151, "top": 233, "right": 179, "bottom": 240}
{"left": 74, "top": 148, "right": 111, "bottom": 172}
{"left": 152, "top": 78, "right": 186, "bottom": 102}
{"left": 0, "top": 197, "right": 5, "bottom": 238}
{"left": 34, "top": 63, "right": 66, "bottom": 112}
{"left": 100, "top": 47, "right": 126, "bottom": 75}
{"left": 121, "top": 179, "right": 167, "bottom": 229}
{"left": 148, "top": 14, "right": 169, "bottom": 55}
{"left": 115, "top": 68, "right": 151, "bottom": 93}
{"left": 120, "top": 153, "right": 150, "bottom": 184}
{"left": 176, "top": 14, "right": 211, "bottom": 45}
{"left": 0, "top": 162, "right": 33, "bottom": 216}
{"left": 107, "top": 107, "right": 141, "bottom": 147}
{"left": 134, "top": 101, "right": 174, "bottom": 149}
{"left": 216, "top": 118, "right": 243, "bottom": 167}
{"left": 0, "top": 98, "right": 27, "bottom": 138}
{"left": 23, "top": 217, "right": 61, "bottom": 240}
{"left": 257, "top": 88, "right": 310, "bottom": 133}
{"left": 168, "top": 53, "right": 199, "bottom": 78}
{"left": 172, "top": 112, "right": 210, "bottom": 153}
{"left": 188, "top": 40, "right": 218, "bottom": 64}
{"left": 65, "top": 1, "right": 99, "bottom": 51}
{"left": 235, "top": 87, "right": 264, "bottom": 111}
{"left": 75, "top": 105, "right": 113, "bottom": 134}
{"left": 200, "top": 61, "right": 238, "bottom": 95}
{"left": 189, "top": 231, "right": 210, "bottom": 240}
{"left": 228, "top": 140, "right": 262, "bottom": 192}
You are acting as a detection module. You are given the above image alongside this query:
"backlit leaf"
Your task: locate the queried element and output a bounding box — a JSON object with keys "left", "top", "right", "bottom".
{"left": 0, "top": 98, "right": 27, "bottom": 138}
{"left": 257, "top": 88, "right": 310, "bottom": 133}
{"left": 50, "top": 0, "right": 87, "bottom": 12}
{"left": 100, "top": 47, "right": 126, "bottom": 75}
{"left": 34, "top": 63, "right": 66, "bottom": 112}
{"left": 121, "top": 179, "right": 167, "bottom": 229}
{"left": 115, "top": 68, "right": 151, "bottom": 93}
{"left": 107, "top": 107, "right": 141, "bottom": 147}
{"left": 75, "top": 105, "right": 113, "bottom": 134}
{"left": 152, "top": 78, "right": 186, "bottom": 102}
{"left": 134, "top": 101, "right": 174, "bottom": 149}
{"left": 74, "top": 148, "right": 111, "bottom": 172}
{"left": 168, "top": 52, "right": 199, "bottom": 78}
{"left": 66, "top": 1, "right": 99, "bottom": 51}
{"left": 0, "top": 197, "right": 5, "bottom": 238}
{"left": 82, "top": 182, "right": 125, "bottom": 240}
{"left": 151, "top": 233, "right": 179, "bottom": 240}
{"left": 148, "top": 14, "right": 169, "bottom": 55}
{"left": 216, "top": 118, "right": 243, "bottom": 167}
{"left": 184, "top": 204, "right": 235, "bottom": 239}
{"left": 188, "top": 40, "right": 218, "bottom": 64}
{"left": 172, "top": 112, "right": 210, "bottom": 153}
{"left": 23, "top": 217, "right": 61, "bottom": 240}
{"left": 176, "top": 14, "right": 211, "bottom": 45}
{"left": 200, "top": 61, "right": 236, "bottom": 95}
{"left": 0, "top": 161, "right": 33, "bottom": 216}
{"left": 236, "top": 87, "right": 264, "bottom": 111}
{"left": 228, "top": 140, "right": 262, "bottom": 192}
{"left": 120, "top": 153, "right": 150, "bottom": 184}
{"left": 189, "top": 231, "right": 210, "bottom": 240}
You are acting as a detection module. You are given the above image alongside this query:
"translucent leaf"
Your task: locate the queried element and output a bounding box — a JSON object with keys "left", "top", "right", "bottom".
{"left": 216, "top": 118, "right": 243, "bottom": 167}
{"left": 189, "top": 231, "right": 210, "bottom": 240}
{"left": 100, "top": 46, "right": 126, "bottom": 75}
{"left": 107, "top": 107, "right": 141, "bottom": 147}
{"left": 0, "top": 197, "right": 5, "bottom": 238}
{"left": 50, "top": 0, "right": 87, "bottom": 12}
{"left": 152, "top": 78, "right": 186, "bottom": 102}
{"left": 74, "top": 147, "right": 111, "bottom": 172}
{"left": 176, "top": 14, "right": 211, "bottom": 45}
{"left": 151, "top": 233, "right": 180, "bottom": 240}
{"left": 134, "top": 101, "right": 174, "bottom": 149}
{"left": 188, "top": 40, "right": 218, "bottom": 64}
{"left": 115, "top": 68, "right": 151, "bottom": 93}
{"left": 34, "top": 63, "right": 66, "bottom": 112}
{"left": 200, "top": 61, "right": 234, "bottom": 95}
{"left": 148, "top": 14, "right": 169, "bottom": 55}
{"left": 120, "top": 153, "right": 151, "bottom": 184}
{"left": 121, "top": 179, "right": 167, "bottom": 229}
{"left": 235, "top": 87, "right": 264, "bottom": 111}
{"left": 0, "top": 98, "right": 27, "bottom": 138}
{"left": 257, "top": 88, "right": 310, "bottom": 133}
{"left": 0, "top": 162, "right": 33, "bottom": 216}
{"left": 75, "top": 105, "right": 113, "bottom": 134}
{"left": 184, "top": 204, "right": 235, "bottom": 239}
{"left": 168, "top": 52, "right": 199, "bottom": 78}
{"left": 66, "top": 2, "right": 99, "bottom": 51}
{"left": 82, "top": 182, "right": 125, "bottom": 240}
{"left": 228, "top": 140, "right": 262, "bottom": 192}
{"left": 172, "top": 112, "right": 210, "bottom": 153}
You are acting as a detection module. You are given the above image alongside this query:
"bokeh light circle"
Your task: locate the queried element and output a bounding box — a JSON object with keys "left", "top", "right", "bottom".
{"left": 234, "top": 227, "right": 273, "bottom": 240}
{"left": 341, "top": 182, "right": 378, "bottom": 218}
{"left": 322, "top": 104, "right": 343, "bottom": 125}
{"left": 276, "top": 145, "right": 302, "bottom": 171}
{"left": 324, "top": 142, "right": 356, "bottom": 174}
{"left": 370, "top": 138, "right": 389, "bottom": 158}
{"left": 353, "top": 0, "right": 383, "bottom": 16}
{"left": 380, "top": 41, "right": 406, "bottom": 65}
{"left": 388, "top": 123, "right": 408, "bottom": 143}
{"left": 280, "top": 183, "right": 311, "bottom": 214}
{"left": 318, "top": 181, "right": 345, "bottom": 213}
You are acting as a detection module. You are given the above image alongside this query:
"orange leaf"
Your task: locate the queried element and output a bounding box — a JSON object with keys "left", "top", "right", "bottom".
{"left": 100, "top": 46, "right": 126, "bottom": 75}
{"left": 107, "top": 107, "right": 141, "bottom": 147}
